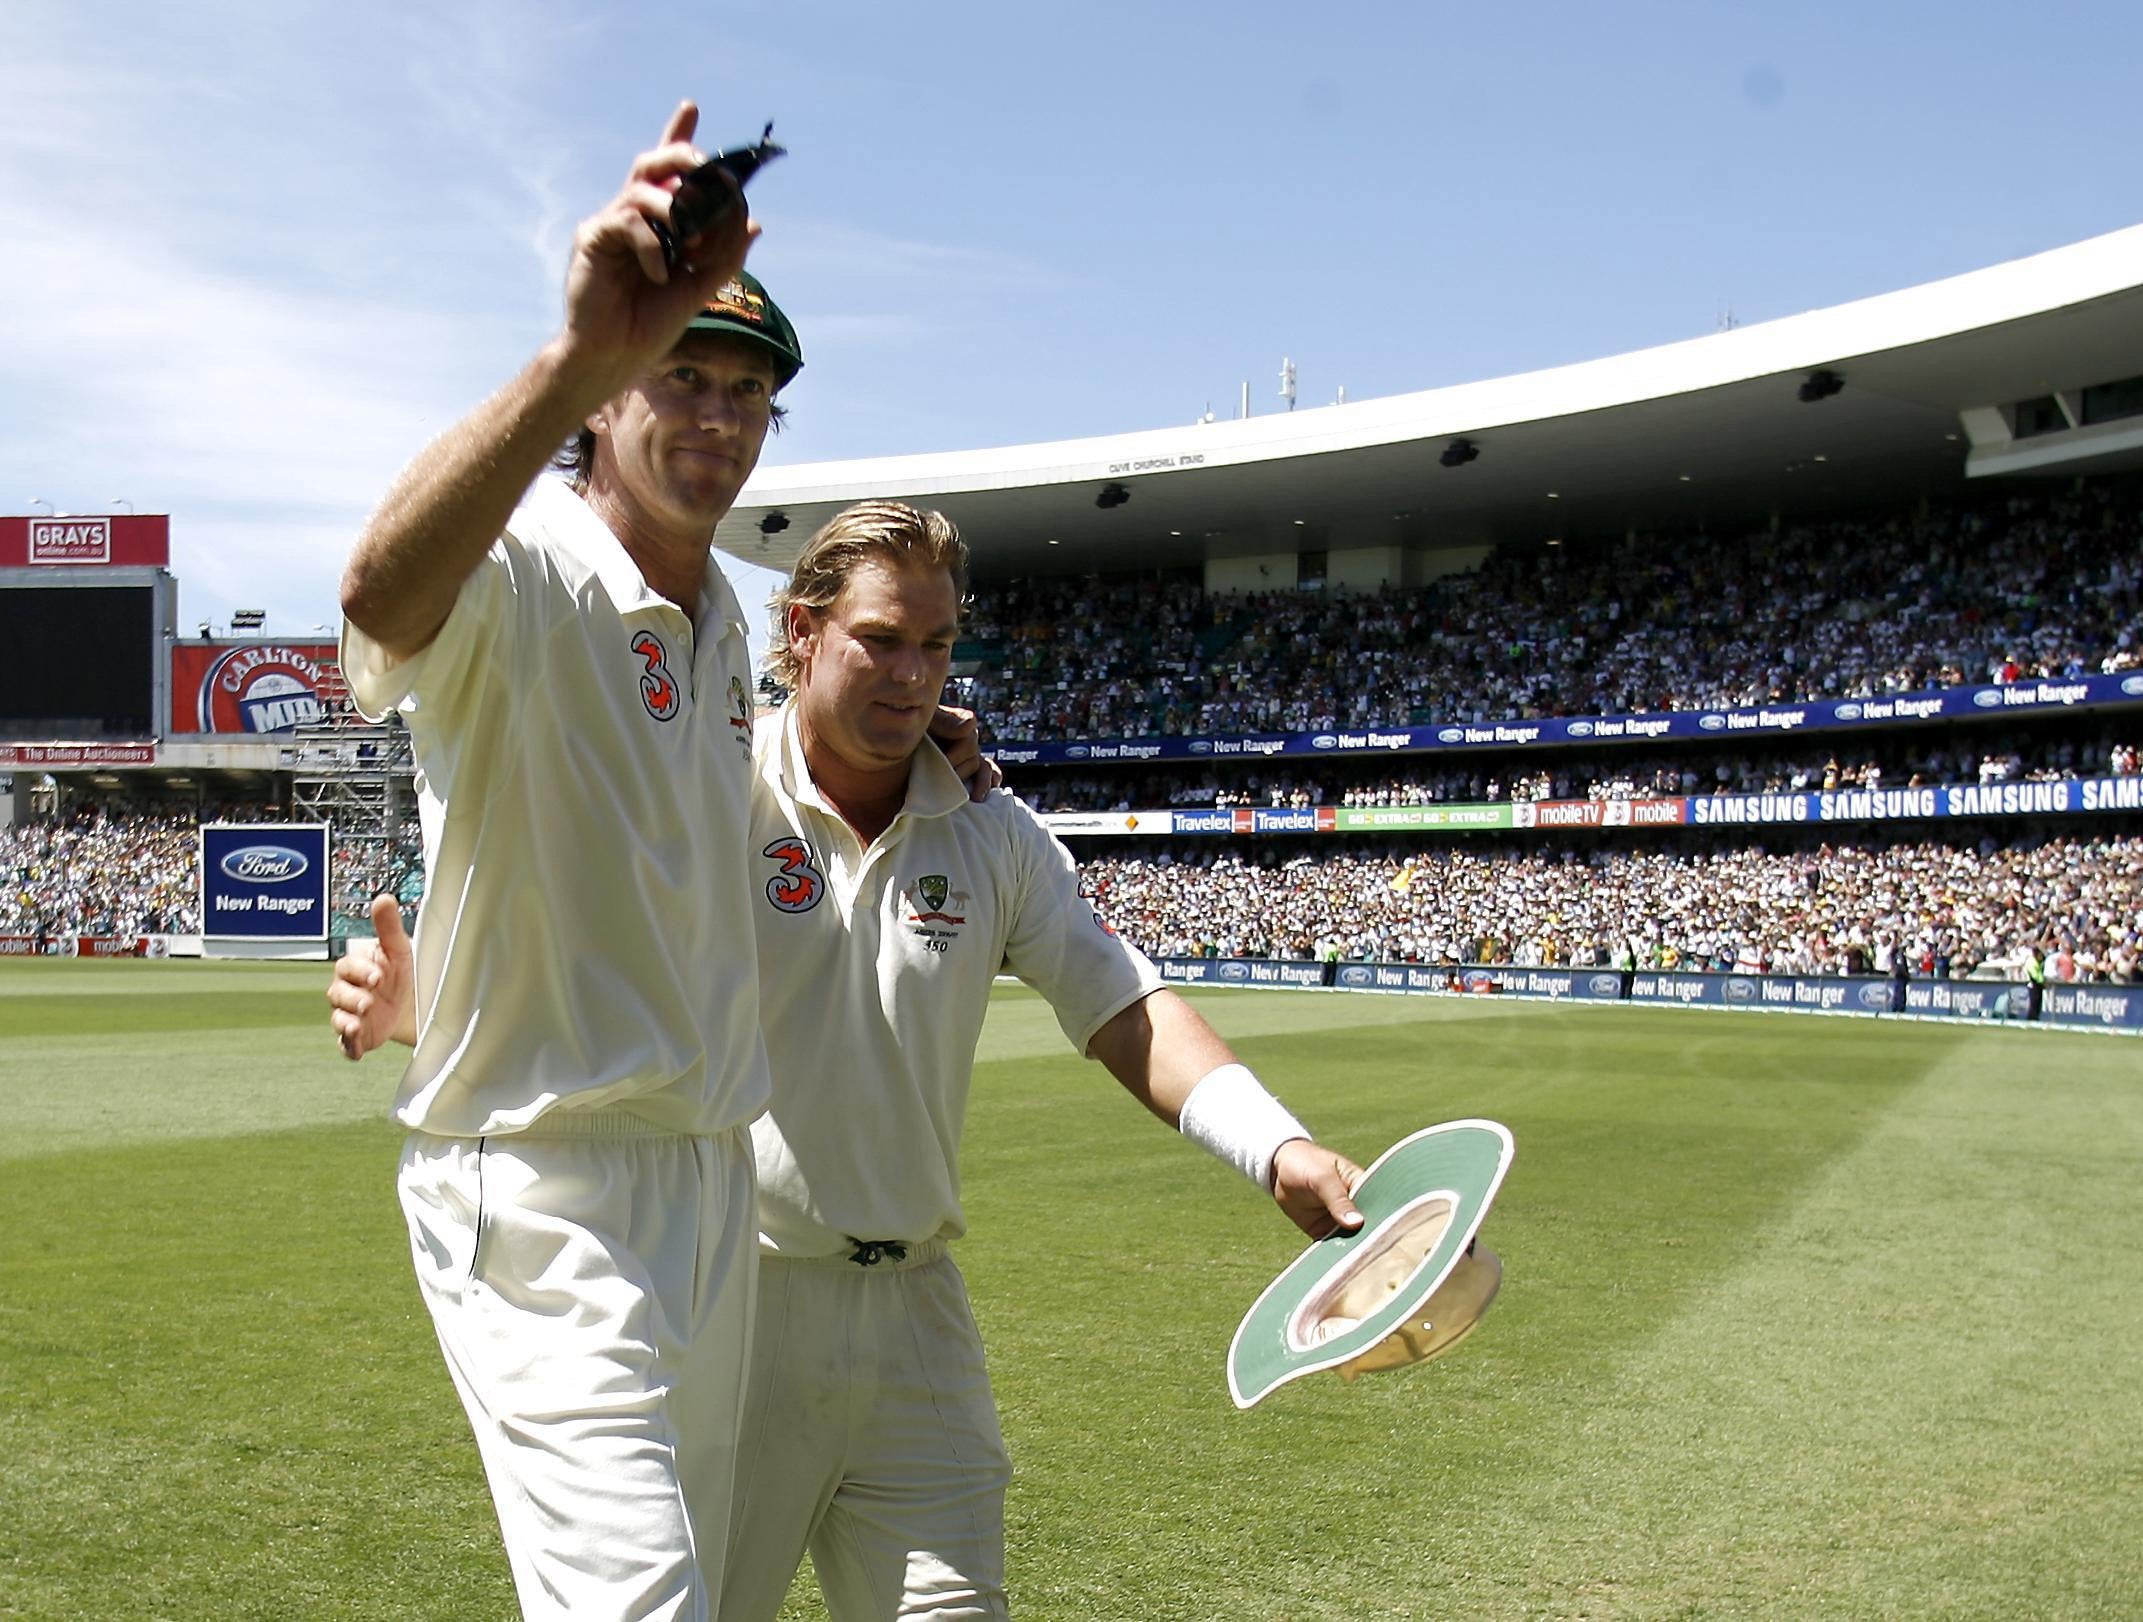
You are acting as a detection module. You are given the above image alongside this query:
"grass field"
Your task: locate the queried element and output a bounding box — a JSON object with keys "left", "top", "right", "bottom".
{"left": 3, "top": 960, "right": 2140, "bottom": 1619}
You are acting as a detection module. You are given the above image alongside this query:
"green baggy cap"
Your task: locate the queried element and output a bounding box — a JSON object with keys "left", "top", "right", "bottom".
{"left": 687, "top": 269, "right": 803, "bottom": 387}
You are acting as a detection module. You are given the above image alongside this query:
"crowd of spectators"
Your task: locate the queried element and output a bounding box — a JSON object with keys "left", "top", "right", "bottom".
{"left": 1079, "top": 833, "right": 2143, "bottom": 984}
{"left": 10, "top": 802, "right": 2139, "bottom": 998}
{"left": 2, "top": 804, "right": 266, "bottom": 937}
{"left": 961, "top": 483, "right": 2143, "bottom": 741}
{"left": 1, "top": 804, "right": 418, "bottom": 939}
{"left": 1014, "top": 730, "right": 2142, "bottom": 812}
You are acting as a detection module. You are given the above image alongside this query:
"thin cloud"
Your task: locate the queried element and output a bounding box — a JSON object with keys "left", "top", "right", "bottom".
{"left": 400, "top": 0, "right": 590, "bottom": 292}
{"left": 775, "top": 220, "right": 1092, "bottom": 294}
{"left": 0, "top": 0, "right": 585, "bottom": 634}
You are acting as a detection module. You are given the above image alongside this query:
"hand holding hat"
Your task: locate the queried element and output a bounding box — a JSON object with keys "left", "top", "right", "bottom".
{"left": 1270, "top": 1138, "right": 1367, "bottom": 1240}
{"left": 561, "top": 101, "right": 764, "bottom": 400}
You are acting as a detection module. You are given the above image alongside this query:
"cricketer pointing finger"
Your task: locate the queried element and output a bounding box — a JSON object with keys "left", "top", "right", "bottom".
{"left": 333, "top": 501, "right": 1361, "bottom": 1619}
{"left": 328, "top": 101, "right": 978, "bottom": 1621}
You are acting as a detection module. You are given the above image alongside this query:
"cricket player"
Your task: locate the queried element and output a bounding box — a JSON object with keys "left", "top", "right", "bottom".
{"left": 331, "top": 105, "right": 982, "bottom": 1621}
{"left": 335, "top": 501, "right": 1363, "bottom": 1619}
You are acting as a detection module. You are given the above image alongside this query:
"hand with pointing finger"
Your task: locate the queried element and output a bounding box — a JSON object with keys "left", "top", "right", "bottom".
{"left": 561, "top": 99, "right": 762, "bottom": 401}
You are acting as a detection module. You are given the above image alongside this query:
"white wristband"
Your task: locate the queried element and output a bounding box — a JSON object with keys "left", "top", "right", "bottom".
{"left": 1177, "top": 1063, "right": 1310, "bottom": 1192}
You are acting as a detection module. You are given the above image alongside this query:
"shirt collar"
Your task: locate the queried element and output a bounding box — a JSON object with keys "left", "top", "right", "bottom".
{"left": 516, "top": 476, "right": 748, "bottom": 636}
{"left": 778, "top": 702, "right": 970, "bottom": 825}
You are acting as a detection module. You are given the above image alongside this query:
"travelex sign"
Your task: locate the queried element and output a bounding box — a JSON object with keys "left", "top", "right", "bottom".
{"left": 1042, "top": 775, "right": 2143, "bottom": 839}
{"left": 199, "top": 823, "right": 329, "bottom": 939}
{"left": 1005, "top": 670, "right": 2143, "bottom": 763}
{"left": 1155, "top": 957, "right": 2143, "bottom": 1033}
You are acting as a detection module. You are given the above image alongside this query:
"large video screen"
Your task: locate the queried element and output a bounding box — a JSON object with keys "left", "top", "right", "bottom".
{"left": 0, "top": 586, "right": 157, "bottom": 737}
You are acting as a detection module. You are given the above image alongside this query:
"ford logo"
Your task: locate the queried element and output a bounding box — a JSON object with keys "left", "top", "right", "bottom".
{"left": 1972, "top": 689, "right": 2004, "bottom": 708}
{"left": 1188, "top": 739, "right": 1214, "bottom": 754}
{"left": 1587, "top": 973, "right": 1623, "bottom": 997}
{"left": 1834, "top": 703, "right": 1863, "bottom": 721}
{"left": 1437, "top": 727, "right": 1464, "bottom": 744}
{"left": 1338, "top": 966, "right": 1373, "bottom": 987}
{"left": 2124, "top": 675, "right": 2143, "bottom": 696}
{"left": 1698, "top": 714, "right": 1727, "bottom": 731}
{"left": 1858, "top": 983, "right": 1892, "bottom": 1010}
{"left": 1724, "top": 977, "right": 1758, "bottom": 1003}
{"left": 1311, "top": 734, "right": 1338, "bottom": 750}
{"left": 220, "top": 845, "right": 307, "bottom": 883}
{"left": 1064, "top": 745, "right": 1090, "bottom": 759}
{"left": 1566, "top": 721, "right": 1594, "bottom": 737}
{"left": 1219, "top": 961, "right": 1251, "bottom": 982}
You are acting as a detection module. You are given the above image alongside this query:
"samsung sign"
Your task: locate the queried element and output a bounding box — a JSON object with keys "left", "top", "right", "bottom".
{"left": 200, "top": 823, "right": 329, "bottom": 940}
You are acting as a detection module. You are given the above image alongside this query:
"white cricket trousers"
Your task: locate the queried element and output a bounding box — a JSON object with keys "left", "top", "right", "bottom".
{"left": 719, "top": 1243, "right": 1012, "bottom": 1621}
{"left": 399, "top": 1114, "right": 758, "bottom": 1622}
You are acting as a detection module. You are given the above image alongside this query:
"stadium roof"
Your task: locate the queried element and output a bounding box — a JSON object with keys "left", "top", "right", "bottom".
{"left": 717, "top": 224, "right": 2143, "bottom": 579}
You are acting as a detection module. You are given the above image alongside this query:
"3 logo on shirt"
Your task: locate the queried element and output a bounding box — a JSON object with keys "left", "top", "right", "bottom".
{"left": 763, "top": 838, "right": 825, "bottom": 913}
{"left": 904, "top": 873, "right": 969, "bottom": 954}
{"left": 632, "top": 632, "right": 680, "bottom": 721}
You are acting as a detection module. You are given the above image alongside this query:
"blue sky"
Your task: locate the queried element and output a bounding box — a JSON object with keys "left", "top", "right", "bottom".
{"left": 3, "top": 0, "right": 2138, "bottom": 655}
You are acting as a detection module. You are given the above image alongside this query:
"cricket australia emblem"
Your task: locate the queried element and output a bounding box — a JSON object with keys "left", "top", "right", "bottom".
{"left": 728, "top": 675, "right": 755, "bottom": 759}
{"left": 903, "top": 873, "right": 969, "bottom": 954}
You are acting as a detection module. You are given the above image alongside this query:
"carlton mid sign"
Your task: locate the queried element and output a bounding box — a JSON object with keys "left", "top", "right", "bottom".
{"left": 170, "top": 641, "right": 341, "bottom": 734}
{"left": 0, "top": 514, "right": 170, "bottom": 567}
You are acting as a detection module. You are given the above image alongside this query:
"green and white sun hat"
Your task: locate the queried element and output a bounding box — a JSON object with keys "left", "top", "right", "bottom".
{"left": 1229, "top": 1119, "right": 1514, "bottom": 1409}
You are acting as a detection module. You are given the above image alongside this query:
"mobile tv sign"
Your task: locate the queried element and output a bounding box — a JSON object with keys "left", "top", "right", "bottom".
{"left": 199, "top": 823, "right": 329, "bottom": 941}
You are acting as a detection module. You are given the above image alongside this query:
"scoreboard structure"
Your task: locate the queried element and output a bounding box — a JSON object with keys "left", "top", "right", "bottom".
{"left": 0, "top": 513, "right": 346, "bottom": 771}
{"left": 0, "top": 516, "right": 176, "bottom": 744}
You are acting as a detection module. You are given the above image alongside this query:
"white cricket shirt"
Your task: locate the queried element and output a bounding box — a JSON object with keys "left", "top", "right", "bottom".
{"left": 748, "top": 707, "right": 1164, "bottom": 1257}
{"left": 342, "top": 477, "right": 771, "bottom": 1137}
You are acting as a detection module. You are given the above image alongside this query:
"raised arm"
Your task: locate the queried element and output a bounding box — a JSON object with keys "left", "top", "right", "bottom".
{"left": 1087, "top": 988, "right": 1365, "bottom": 1239}
{"left": 339, "top": 100, "right": 757, "bottom": 659}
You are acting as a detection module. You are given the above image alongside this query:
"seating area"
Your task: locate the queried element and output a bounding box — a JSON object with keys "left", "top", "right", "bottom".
{"left": 1011, "top": 728, "right": 2141, "bottom": 811}
{"left": 960, "top": 482, "right": 2143, "bottom": 741}
{"left": 0, "top": 803, "right": 418, "bottom": 938}
{"left": 1079, "top": 832, "right": 2143, "bottom": 983}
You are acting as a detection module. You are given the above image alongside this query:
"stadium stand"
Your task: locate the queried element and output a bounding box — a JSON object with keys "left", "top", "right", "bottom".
{"left": 960, "top": 482, "right": 2143, "bottom": 742}
{"left": 1079, "top": 832, "right": 2143, "bottom": 983}
{"left": 1, "top": 803, "right": 274, "bottom": 937}
{"left": 1012, "top": 726, "right": 2141, "bottom": 811}
{"left": 0, "top": 800, "right": 421, "bottom": 940}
